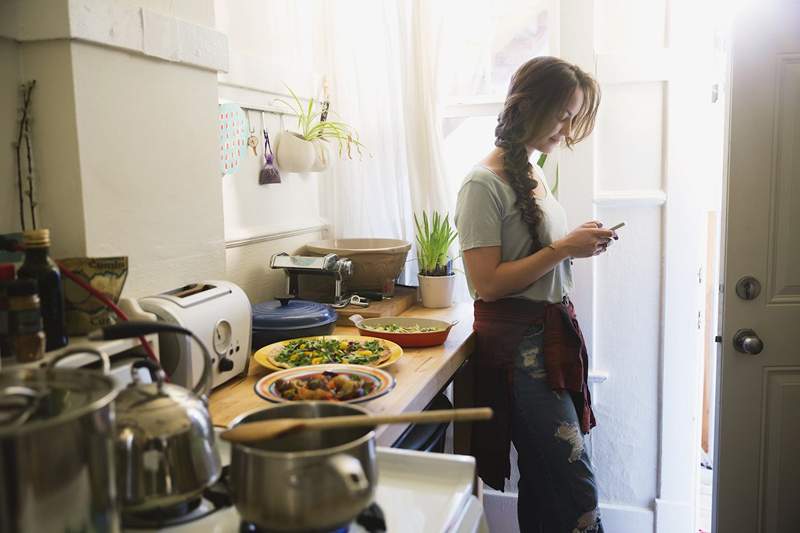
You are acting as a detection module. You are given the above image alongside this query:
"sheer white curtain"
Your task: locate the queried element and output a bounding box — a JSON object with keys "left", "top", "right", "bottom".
{"left": 318, "top": 0, "right": 451, "bottom": 278}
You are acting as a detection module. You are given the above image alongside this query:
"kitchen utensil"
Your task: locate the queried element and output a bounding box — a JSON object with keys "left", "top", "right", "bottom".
{"left": 0, "top": 348, "right": 119, "bottom": 533}
{"left": 219, "top": 103, "right": 247, "bottom": 176}
{"left": 221, "top": 407, "right": 493, "bottom": 444}
{"left": 270, "top": 252, "right": 353, "bottom": 306}
{"left": 252, "top": 334, "right": 403, "bottom": 371}
{"left": 137, "top": 280, "right": 251, "bottom": 389}
{"left": 304, "top": 238, "right": 412, "bottom": 296}
{"left": 254, "top": 364, "right": 395, "bottom": 404}
{"left": 251, "top": 295, "right": 337, "bottom": 350}
{"left": 259, "top": 128, "right": 281, "bottom": 184}
{"left": 228, "top": 402, "right": 377, "bottom": 531}
{"left": 349, "top": 314, "right": 458, "bottom": 347}
{"left": 91, "top": 321, "right": 222, "bottom": 512}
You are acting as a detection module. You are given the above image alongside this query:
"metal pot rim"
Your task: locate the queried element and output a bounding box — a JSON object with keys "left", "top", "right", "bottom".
{"left": 0, "top": 369, "right": 117, "bottom": 436}
{"left": 229, "top": 404, "right": 376, "bottom": 460}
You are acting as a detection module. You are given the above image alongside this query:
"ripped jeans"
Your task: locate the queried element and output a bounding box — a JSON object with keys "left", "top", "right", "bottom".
{"left": 511, "top": 324, "right": 603, "bottom": 533}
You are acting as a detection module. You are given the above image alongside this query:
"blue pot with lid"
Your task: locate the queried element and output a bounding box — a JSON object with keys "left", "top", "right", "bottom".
{"left": 251, "top": 296, "right": 338, "bottom": 349}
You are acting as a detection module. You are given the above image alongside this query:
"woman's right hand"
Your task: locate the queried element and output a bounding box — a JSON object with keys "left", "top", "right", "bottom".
{"left": 554, "top": 221, "right": 616, "bottom": 258}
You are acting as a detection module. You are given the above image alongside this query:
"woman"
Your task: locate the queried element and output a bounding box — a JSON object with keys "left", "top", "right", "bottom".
{"left": 454, "top": 56, "right": 612, "bottom": 533}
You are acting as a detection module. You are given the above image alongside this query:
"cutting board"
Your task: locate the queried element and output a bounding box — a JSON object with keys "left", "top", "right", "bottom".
{"left": 335, "top": 286, "right": 418, "bottom": 325}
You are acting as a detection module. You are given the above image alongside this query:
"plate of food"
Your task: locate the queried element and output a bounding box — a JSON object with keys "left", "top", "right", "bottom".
{"left": 349, "top": 315, "right": 457, "bottom": 348}
{"left": 253, "top": 335, "right": 403, "bottom": 371}
{"left": 254, "top": 364, "right": 395, "bottom": 403}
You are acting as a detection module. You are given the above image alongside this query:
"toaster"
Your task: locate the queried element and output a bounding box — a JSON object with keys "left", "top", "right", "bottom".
{"left": 138, "top": 280, "right": 251, "bottom": 390}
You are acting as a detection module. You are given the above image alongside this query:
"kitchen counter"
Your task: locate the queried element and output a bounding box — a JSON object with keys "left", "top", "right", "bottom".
{"left": 209, "top": 301, "right": 475, "bottom": 446}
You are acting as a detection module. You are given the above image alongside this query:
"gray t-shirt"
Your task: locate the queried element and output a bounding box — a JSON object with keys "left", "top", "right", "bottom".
{"left": 454, "top": 166, "right": 573, "bottom": 303}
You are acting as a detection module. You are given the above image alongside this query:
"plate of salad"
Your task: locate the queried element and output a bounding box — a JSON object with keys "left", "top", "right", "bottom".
{"left": 348, "top": 315, "right": 457, "bottom": 348}
{"left": 254, "top": 364, "right": 395, "bottom": 403}
{"left": 253, "top": 335, "right": 403, "bottom": 371}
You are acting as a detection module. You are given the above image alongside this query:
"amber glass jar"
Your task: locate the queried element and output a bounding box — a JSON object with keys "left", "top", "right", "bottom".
{"left": 7, "top": 279, "right": 46, "bottom": 362}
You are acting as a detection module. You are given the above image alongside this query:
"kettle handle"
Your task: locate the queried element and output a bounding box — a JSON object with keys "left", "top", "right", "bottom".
{"left": 89, "top": 321, "right": 211, "bottom": 397}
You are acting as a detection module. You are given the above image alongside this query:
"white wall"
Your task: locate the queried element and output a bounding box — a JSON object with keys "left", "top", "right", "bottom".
{"left": 71, "top": 40, "right": 225, "bottom": 296}
{"left": 16, "top": 40, "right": 88, "bottom": 257}
{"left": 1, "top": 0, "right": 227, "bottom": 297}
{"left": 0, "top": 36, "right": 21, "bottom": 234}
{"left": 215, "top": 0, "right": 330, "bottom": 304}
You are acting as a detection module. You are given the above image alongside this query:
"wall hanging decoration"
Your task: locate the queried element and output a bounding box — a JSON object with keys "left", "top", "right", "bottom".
{"left": 218, "top": 102, "right": 247, "bottom": 176}
{"left": 259, "top": 128, "right": 281, "bottom": 184}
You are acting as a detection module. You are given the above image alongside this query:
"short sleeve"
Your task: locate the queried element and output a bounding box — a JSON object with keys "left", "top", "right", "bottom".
{"left": 455, "top": 180, "right": 503, "bottom": 251}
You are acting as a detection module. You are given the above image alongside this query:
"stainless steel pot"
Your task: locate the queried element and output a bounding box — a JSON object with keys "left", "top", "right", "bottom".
{"left": 230, "top": 402, "right": 376, "bottom": 532}
{"left": 92, "top": 321, "right": 222, "bottom": 512}
{"left": 0, "top": 349, "right": 119, "bottom": 533}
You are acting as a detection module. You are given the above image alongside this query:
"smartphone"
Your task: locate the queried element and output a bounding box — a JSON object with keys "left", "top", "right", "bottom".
{"left": 609, "top": 222, "right": 625, "bottom": 231}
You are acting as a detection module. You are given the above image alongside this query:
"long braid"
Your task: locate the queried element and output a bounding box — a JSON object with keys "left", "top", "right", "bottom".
{"left": 494, "top": 133, "right": 544, "bottom": 254}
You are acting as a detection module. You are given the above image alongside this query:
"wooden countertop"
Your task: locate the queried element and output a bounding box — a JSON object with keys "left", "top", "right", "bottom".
{"left": 209, "top": 302, "right": 475, "bottom": 446}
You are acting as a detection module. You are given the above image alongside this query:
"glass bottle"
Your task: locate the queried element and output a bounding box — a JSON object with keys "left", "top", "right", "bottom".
{"left": 17, "top": 229, "right": 68, "bottom": 351}
{"left": 0, "top": 263, "right": 15, "bottom": 359}
{"left": 7, "top": 279, "right": 46, "bottom": 363}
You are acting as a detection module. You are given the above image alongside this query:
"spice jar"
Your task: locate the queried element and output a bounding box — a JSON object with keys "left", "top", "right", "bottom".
{"left": 17, "top": 229, "right": 68, "bottom": 351}
{"left": 7, "top": 278, "right": 46, "bottom": 363}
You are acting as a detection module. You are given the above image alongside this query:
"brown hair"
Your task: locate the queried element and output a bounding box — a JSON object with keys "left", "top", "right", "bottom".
{"left": 494, "top": 56, "right": 600, "bottom": 253}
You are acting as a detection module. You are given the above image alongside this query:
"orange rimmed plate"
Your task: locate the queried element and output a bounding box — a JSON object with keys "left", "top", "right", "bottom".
{"left": 252, "top": 335, "right": 403, "bottom": 372}
{"left": 254, "top": 364, "right": 396, "bottom": 404}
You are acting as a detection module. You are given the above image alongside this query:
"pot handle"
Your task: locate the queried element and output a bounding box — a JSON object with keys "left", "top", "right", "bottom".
{"left": 348, "top": 314, "right": 365, "bottom": 327}
{"left": 327, "top": 454, "right": 370, "bottom": 496}
{"left": 0, "top": 385, "right": 44, "bottom": 427}
{"left": 49, "top": 347, "right": 111, "bottom": 375}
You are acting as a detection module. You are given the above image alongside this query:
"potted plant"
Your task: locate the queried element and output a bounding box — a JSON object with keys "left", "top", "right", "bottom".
{"left": 414, "top": 211, "right": 458, "bottom": 308}
{"left": 275, "top": 85, "right": 366, "bottom": 173}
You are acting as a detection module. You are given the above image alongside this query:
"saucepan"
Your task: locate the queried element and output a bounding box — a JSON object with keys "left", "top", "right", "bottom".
{"left": 228, "top": 402, "right": 376, "bottom": 532}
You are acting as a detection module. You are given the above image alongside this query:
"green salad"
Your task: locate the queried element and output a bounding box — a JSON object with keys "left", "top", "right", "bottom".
{"left": 274, "top": 338, "right": 389, "bottom": 367}
{"left": 363, "top": 323, "right": 442, "bottom": 333}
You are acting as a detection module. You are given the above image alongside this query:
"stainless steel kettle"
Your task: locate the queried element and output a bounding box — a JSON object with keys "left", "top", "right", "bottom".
{"left": 90, "top": 321, "right": 222, "bottom": 512}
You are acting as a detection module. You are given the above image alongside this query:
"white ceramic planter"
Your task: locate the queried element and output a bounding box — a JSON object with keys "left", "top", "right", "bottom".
{"left": 310, "top": 139, "right": 333, "bottom": 172}
{"left": 276, "top": 131, "right": 316, "bottom": 173}
{"left": 418, "top": 273, "right": 455, "bottom": 308}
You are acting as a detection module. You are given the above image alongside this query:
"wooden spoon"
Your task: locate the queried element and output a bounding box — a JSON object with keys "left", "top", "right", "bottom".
{"left": 220, "top": 407, "right": 493, "bottom": 444}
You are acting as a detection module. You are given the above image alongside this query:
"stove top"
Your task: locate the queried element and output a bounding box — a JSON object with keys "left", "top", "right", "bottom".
{"left": 121, "top": 447, "right": 483, "bottom": 533}
{"left": 121, "top": 466, "right": 386, "bottom": 533}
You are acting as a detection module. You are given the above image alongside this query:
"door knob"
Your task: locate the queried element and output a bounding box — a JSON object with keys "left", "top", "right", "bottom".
{"left": 733, "top": 329, "right": 764, "bottom": 355}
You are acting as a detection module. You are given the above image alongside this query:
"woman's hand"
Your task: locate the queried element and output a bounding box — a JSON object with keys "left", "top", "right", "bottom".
{"left": 554, "top": 221, "right": 616, "bottom": 258}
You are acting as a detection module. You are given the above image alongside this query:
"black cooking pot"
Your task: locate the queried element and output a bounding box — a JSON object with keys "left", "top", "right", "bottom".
{"left": 251, "top": 296, "right": 337, "bottom": 349}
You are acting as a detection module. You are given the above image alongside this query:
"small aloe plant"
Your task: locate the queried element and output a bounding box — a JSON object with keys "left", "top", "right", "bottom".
{"left": 414, "top": 211, "right": 458, "bottom": 276}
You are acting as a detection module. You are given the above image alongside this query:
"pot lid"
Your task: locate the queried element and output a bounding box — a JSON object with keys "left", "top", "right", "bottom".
{"left": 0, "top": 368, "right": 116, "bottom": 435}
{"left": 252, "top": 297, "right": 337, "bottom": 332}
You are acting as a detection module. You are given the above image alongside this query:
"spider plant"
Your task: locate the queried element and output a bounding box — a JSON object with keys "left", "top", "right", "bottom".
{"left": 414, "top": 211, "right": 458, "bottom": 276}
{"left": 275, "top": 85, "right": 367, "bottom": 159}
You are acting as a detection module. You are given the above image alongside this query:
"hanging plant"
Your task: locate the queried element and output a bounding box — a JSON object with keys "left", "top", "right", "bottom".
{"left": 275, "top": 85, "right": 367, "bottom": 161}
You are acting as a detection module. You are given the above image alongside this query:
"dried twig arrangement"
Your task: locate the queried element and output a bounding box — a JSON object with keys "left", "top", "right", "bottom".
{"left": 15, "top": 80, "right": 37, "bottom": 231}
